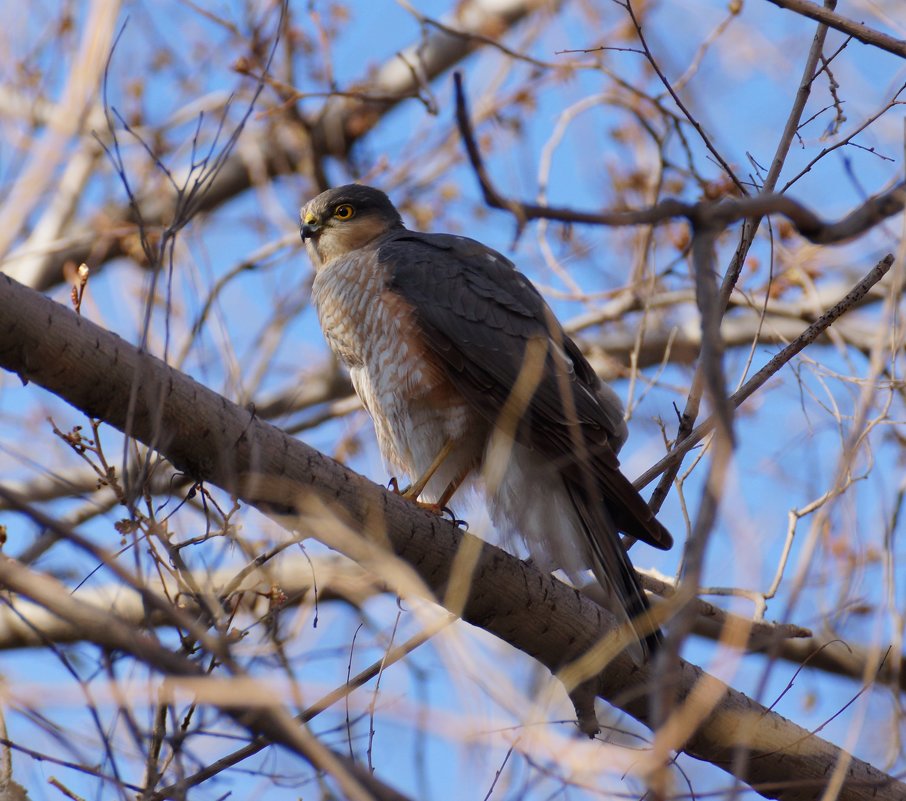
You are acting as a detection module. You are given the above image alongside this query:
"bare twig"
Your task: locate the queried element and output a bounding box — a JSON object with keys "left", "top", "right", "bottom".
{"left": 619, "top": 0, "right": 746, "bottom": 194}
{"left": 154, "top": 610, "right": 452, "bottom": 800}
{"left": 633, "top": 253, "right": 895, "bottom": 489}
{"left": 0, "top": 553, "right": 416, "bottom": 801}
{"left": 452, "top": 73, "right": 906, "bottom": 243}
{"left": 646, "top": 1, "right": 839, "bottom": 518}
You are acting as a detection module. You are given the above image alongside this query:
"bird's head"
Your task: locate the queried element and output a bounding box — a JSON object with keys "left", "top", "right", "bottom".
{"left": 300, "top": 184, "right": 404, "bottom": 269}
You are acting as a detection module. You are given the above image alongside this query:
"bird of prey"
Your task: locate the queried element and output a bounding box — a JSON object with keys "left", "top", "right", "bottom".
{"left": 301, "top": 184, "right": 672, "bottom": 659}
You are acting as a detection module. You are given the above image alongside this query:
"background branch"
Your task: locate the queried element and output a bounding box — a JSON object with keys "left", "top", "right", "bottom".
{"left": 764, "top": 0, "right": 906, "bottom": 59}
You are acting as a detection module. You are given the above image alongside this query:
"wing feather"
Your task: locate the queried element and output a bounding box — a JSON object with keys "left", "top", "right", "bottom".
{"left": 381, "top": 230, "right": 672, "bottom": 551}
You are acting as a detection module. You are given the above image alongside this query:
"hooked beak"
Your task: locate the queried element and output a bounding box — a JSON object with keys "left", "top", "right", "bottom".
{"left": 300, "top": 213, "right": 322, "bottom": 241}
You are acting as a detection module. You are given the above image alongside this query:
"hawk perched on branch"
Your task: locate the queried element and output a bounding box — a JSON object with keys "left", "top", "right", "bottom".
{"left": 301, "top": 184, "right": 672, "bottom": 659}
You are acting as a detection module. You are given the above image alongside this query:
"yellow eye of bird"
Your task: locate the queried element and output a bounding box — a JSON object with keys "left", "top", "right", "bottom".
{"left": 334, "top": 204, "right": 355, "bottom": 220}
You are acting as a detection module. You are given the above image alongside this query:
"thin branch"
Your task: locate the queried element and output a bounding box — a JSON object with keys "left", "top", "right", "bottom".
{"left": 646, "top": 1, "right": 839, "bottom": 519}
{"left": 155, "top": 610, "right": 452, "bottom": 799}
{"left": 633, "top": 253, "right": 894, "bottom": 489}
{"left": 620, "top": 0, "right": 746, "bottom": 194}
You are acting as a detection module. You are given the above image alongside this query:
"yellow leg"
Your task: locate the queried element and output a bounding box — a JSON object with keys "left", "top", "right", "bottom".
{"left": 436, "top": 468, "right": 469, "bottom": 510}
{"left": 402, "top": 439, "right": 455, "bottom": 501}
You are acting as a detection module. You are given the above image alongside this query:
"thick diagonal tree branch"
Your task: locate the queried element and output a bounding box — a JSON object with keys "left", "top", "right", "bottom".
{"left": 0, "top": 271, "right": 902, "bottom": 799}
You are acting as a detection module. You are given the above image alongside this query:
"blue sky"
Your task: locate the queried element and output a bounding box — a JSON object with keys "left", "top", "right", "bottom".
{"left": 0, "top": 1, "right": 904, "bottom": 799}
